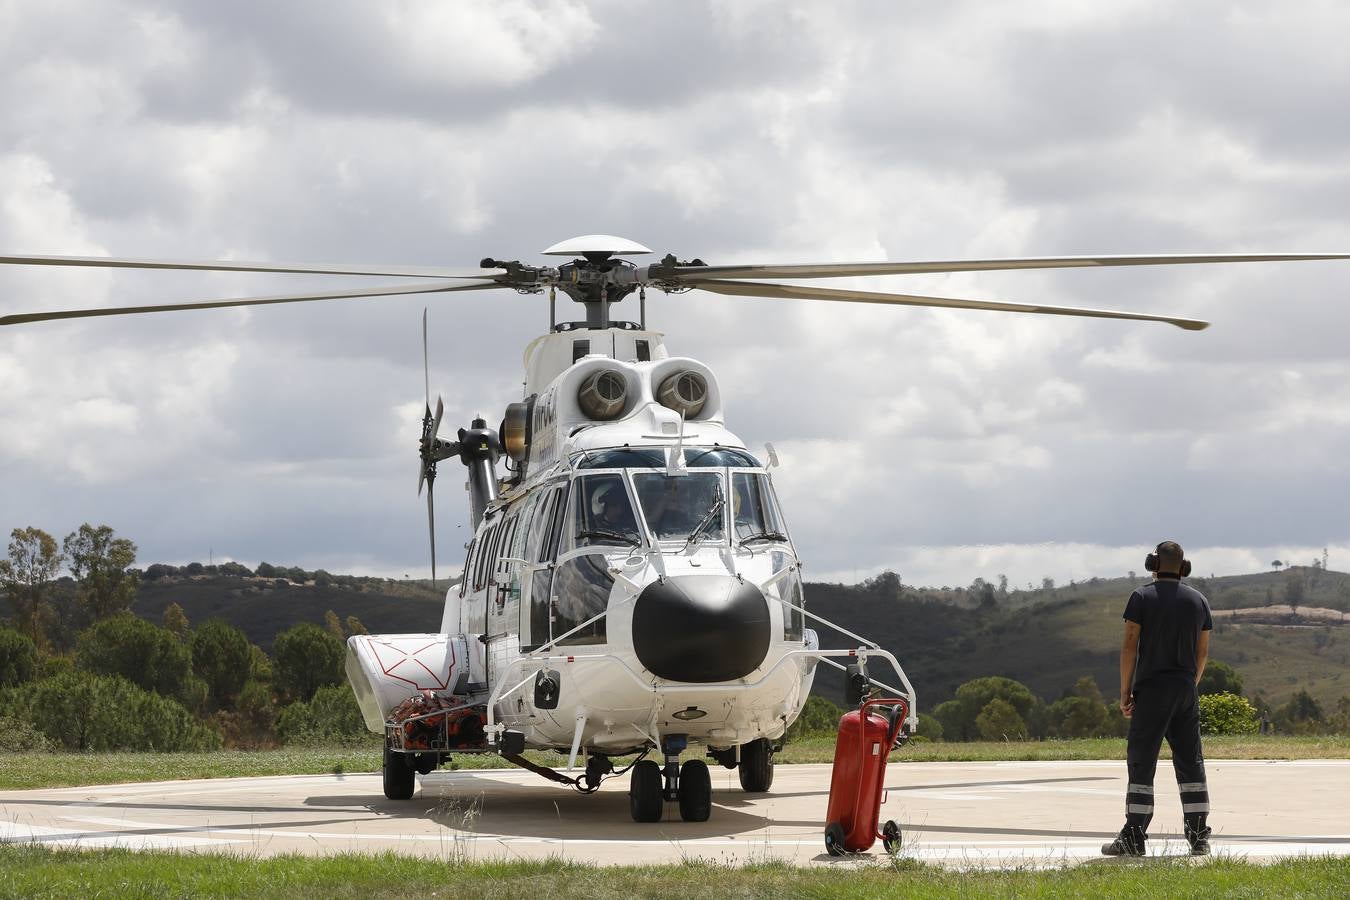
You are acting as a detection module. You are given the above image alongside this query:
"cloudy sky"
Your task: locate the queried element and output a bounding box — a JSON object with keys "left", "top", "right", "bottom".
{"left": 2, "top": 0, "right": 1348, "bottom": 589}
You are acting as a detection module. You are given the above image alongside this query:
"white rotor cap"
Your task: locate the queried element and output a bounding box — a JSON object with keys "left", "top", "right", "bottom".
{"left": 541, "top": 235, "right": 653, "bottom": 256}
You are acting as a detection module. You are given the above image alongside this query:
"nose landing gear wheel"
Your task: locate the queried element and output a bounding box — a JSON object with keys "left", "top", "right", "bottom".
{"left": 382, "top": 747, "right": 415, "bottom": 800}
{"left": 677, "top": 759, "right": 712, "bottom": 822}
{"left": 738, "top": 737, "right": 774, "bottom": 792}
{"left": 629, "top": 759, "right": 664, "bottom": 822}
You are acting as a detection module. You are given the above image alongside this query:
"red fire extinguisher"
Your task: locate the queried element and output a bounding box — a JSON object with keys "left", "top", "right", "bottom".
{"left": 823, "top": 696, "right": 909, "bottom": 855}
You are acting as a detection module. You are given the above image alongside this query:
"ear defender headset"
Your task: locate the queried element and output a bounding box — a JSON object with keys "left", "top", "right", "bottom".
{"left": 1144, "top": 541, "right": 1192, "bottom": 578}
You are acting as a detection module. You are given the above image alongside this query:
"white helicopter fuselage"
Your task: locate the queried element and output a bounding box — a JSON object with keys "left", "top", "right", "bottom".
{"left": 348, "top": 327, "right": 829, "bottom": 760}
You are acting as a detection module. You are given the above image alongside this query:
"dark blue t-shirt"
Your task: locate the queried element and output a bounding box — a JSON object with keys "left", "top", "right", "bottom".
{"left": 1123, "top": 578, "right": 1213, "bottom": 687}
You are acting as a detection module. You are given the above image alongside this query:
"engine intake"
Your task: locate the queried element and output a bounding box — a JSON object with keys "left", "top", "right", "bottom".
{"left": 577, "top": 369, "right": 628, "bottom": 420}
{"left": 657, "top": 370, "right": 708, "bottom": 418}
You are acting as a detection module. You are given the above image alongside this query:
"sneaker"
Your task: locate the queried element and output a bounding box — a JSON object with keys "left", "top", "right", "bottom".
{"left": 1101, "top": 829, "right": 1146, "bottom": 857}
{"left": 1187, "top": 827, "right": 1212, "bottom": 856}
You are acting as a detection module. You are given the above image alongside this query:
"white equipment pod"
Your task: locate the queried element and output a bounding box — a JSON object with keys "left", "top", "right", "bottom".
{"left": 345, "top": 633, "right": 469, "bottom": 732}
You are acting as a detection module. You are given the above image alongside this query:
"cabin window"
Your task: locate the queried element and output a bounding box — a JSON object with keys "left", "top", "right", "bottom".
{"left": 569, "top": 473, "right": 642, "bottom": 548}
{"left": 572, "top": 339, "right": 589, "bottom": 362}
{"left": 551, "top": 553, "right": 611, "bottom": 645}
{"left": 635, "top": 339, "right": 650, "bottom": 362}
{"left": 632, "top": 471, "right": 725, "bottom": 543}
{"left": 780, "top": 557, "right": 805, "bottom": 641}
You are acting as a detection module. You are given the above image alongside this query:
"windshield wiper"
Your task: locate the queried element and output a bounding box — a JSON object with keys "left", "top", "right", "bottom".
{"left": 682, "top": 491, "right": 725, "bottom": 553}
{"left": 739, "top": 530, "right": 789, "bottom": 545}
{"left": 576, "top": 529, "right": 642, "bottom": 547}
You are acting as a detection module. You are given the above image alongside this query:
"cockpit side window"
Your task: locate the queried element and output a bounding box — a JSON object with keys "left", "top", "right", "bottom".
{"left": 731, "top": 472, "right": 786, "bottom": 543}
{"left": 569, "top": 473, "right": 643, "bottom": 549}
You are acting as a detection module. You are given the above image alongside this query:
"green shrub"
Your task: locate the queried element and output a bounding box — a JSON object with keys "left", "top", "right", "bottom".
{"left": 786, "top": 695, "right": 846, "bottom": 740}
{"left": 0, "top": 714, "right": 51, "bottom": 751}
{"left": 976, "top": 697, "right": 1028, "bottom": 741}
{"left": 2, "top": 671, "right": 221, "bottom": 751}
{"left": 1199, "top": 692, "right": 1259, "bottom": 735}
{"left": 0, "top": 626, "right": 39, "bottom": 688}
{"left": 915, "top": 712, "right": 944, "bottom": 742}
{"left": 275, "top": 684, "right": 373, "bottom": 746}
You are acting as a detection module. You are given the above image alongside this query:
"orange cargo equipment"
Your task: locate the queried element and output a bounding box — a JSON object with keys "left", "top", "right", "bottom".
{"left": 823, "top": 697, "right": 908, "bottom": 855}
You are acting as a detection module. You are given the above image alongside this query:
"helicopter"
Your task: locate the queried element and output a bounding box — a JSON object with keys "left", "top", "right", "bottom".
{"left": 3, "top": 236, "right": 1348, "bottom": 823}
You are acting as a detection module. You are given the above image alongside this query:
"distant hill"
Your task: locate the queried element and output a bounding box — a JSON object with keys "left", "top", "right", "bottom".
{"left": 13, "top": 561, "right": 1346, "bottom": 710}
{"left": 131, "top": 574, "right": 453, "bottom": 650}
{"left": 807, "top": 566, "right": 1350, "bottom": 710}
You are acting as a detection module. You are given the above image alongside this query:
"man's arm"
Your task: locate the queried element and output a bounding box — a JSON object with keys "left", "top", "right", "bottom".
{"left": 1195, "top": 629, "right": 1210, "bottom": 685}
{"left": 1119, "top": 621, "right": 1141, "bottom": 717}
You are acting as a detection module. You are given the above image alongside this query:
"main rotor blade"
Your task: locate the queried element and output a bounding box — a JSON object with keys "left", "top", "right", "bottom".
{"left": 422, "top": 308, "right": 431, "bottom": 411}
{"left": 669, "top": 252, "right": 1350, "bottom": 281}
{"left": 0, "top": 279, "right": 505, "bottom": 326}
{"left": 0, "top": 252, "right": 502, "bottom": 279}
{"left": 689, "top": 279, "right": 1209, "bottom": 330}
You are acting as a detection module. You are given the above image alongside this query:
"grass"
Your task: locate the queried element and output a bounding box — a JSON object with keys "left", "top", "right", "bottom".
{"left": 2, "top": 734, "right": 1346, "bottom": 791}
{"left": 0, "top": 847, "right": 1346, "bottom": 899}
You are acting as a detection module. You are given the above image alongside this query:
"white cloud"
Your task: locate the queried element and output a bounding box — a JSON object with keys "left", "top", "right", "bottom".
{"left": 1, "top": 1, "right": 1347, "bottom": 585}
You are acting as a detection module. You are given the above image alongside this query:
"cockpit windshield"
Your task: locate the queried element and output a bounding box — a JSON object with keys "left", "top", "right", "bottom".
{"left": 632, "top": 471, "right": 726, "bottom": 543}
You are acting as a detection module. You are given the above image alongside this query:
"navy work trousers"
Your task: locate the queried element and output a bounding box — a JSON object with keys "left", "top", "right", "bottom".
{"left": 1124, "top": 674, "right": 1210, "bottom": 837}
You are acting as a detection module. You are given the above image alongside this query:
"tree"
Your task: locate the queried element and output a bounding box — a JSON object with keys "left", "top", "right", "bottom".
{"left": 1271, "top": 560, "right": 1283, "bottom": 572}
{"left": 2, "top": 670, "right": 220, "bottom": 751}
{"left": 975, "top": 698, "right": 1027, "bottom": 741}
{"left": 1197, "top": 660, "right": 1244, "bottom": 697}
{"left": 1284, "top": 572, "right": 1305, "bottom": 611}
{"left": 0, "top": 527, "right": 65, "bottom": 644}
{"left": 162, "top": 602, "right": 190, "bottom": 639}
{"left": 273, "top": 622, "right": 345, "bottom": 702}
{"left": 1276, "top": 690, "right": 1324, "bottom": 734}
{"left": 1041, "top": 577, "right": 1055, "bottom": 591}
{"left": 190, "top": 619, "right": 252, "bottom": 708}
{"left": 0, "top": 626, "right": 40, "bottom": 688}
{"left": 323, "top": 609, "right": 345, "bottom": 641}
{"left": 256, "top": 562, "right": 277, "bottom": 578}
{"left": 75, "top": 613, "right": 194, "bottom": 701}
{"left": 63, "top": 524, "right": 138, "bottom": 620}
{"left": 934, "top": 676, "right": 1041, "bottom": 741}
{"left": 345, "top": 615, "right": 368, "bottom": 636}
{"left": 1046, "top": 676, "right": 1112, "bottom": 738}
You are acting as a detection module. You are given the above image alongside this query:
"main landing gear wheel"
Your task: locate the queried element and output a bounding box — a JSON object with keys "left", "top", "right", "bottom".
{"left": 382, "top": 747, "right": 415, "bottom": 800}
{"left": 882, "top": 819, "right": 902, "bottom": 854}
{"left": 824, "top": 822, "right": 847, "bottom": 857}
{"left": 629, "top": 759, "right": 664, "bottom": 822}
{"left": 738, "top": 737, "right": 774, "bottom": 792}
{"left": 677, "top": 759, "right": 712, "bottom": 822}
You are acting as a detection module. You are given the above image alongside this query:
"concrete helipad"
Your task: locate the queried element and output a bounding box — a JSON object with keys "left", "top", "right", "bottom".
{"left": 2, "top": 760, "right": 1348, "bottom": 867}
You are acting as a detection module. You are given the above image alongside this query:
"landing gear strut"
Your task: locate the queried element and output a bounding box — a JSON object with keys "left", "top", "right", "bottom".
{"left": 629, "top": 735, "right": 711, "bottom": 822}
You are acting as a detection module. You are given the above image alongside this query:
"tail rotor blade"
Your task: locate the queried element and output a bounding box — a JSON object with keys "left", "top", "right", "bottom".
{"left": 427, "top": 482, "right": 437, "bottom": 587}
{"left": 433, "top": 396, "right": 444, "bottom": 442}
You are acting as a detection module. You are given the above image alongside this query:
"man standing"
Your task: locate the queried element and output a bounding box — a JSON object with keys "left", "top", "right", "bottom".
{"left": 1103, "top": 540, "right": 1214, "bottom": 857}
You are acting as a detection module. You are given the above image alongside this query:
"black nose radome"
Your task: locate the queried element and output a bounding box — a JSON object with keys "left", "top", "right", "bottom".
{"left": 633, "top": 575, "right": 771, "bottom": 682}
